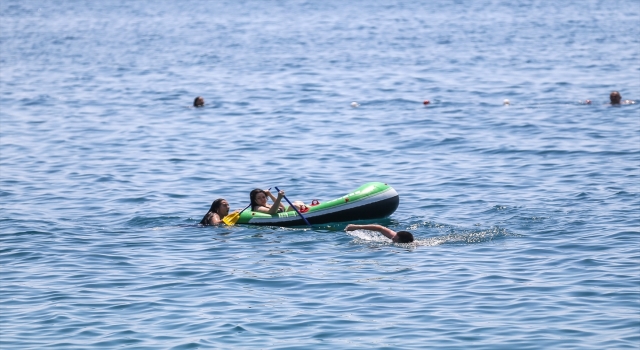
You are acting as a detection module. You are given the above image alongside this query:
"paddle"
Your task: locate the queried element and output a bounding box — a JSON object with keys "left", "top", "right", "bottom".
{"left": 275, "top": 186, "right": 311, "bottom": 226}
{"left": 222, "top": 203, "right": 251, "bottom": 226}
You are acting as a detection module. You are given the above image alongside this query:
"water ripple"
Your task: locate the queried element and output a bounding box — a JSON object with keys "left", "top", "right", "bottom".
{"left": 1, "top": 0, "right": 639, "bottom": 348}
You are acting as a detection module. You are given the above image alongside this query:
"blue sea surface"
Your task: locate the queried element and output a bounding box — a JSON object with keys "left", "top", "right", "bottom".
{"left": 1, "top": 0, "right": 639, "bottom": 349}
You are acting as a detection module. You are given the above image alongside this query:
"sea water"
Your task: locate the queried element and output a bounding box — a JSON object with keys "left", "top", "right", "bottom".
{"left": 1, "top": 0, "right": 639, "bottom": 349}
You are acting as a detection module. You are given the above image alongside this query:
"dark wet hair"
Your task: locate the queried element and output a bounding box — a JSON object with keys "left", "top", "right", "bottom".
{"left": 249, "top": 188, "right": 266, "bottom": 211}
{"left": 396, "top": 231, "right": 414, "bottom": 243}
{"left": 610, "top": 91, "right": 621, "bottom": 105}
{"left": 199, "top": 198, "right": 225, "bottom": 225}
{"left": 193, "top": 96, "right": 204, "bottom": 107}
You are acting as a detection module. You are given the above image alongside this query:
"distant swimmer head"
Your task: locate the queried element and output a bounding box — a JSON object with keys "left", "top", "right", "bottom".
{"left": 503, "top": 99, "right": 510, "bottom": 105}
{"left": 610, "top": 91, "right": 621, "bottom": 105}
{"left": 194, "top": 96, "right": 205, "bottom": 107}
{"left": 423, "top": 100, "right": 431, "bottom": 105}
{"left": 584, "top": 99, "right": 592, "bottom": 104}
{"left": 351, "top": 102, "right": 360, "bottom": 108}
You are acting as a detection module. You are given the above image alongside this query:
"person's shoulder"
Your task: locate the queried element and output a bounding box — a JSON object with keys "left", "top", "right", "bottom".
{"left": 209, "top": 213, "right": 222, "bottom": 225}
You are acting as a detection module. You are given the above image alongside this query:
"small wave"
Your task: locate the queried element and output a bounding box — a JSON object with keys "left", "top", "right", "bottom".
{"left": 124, "top": 216, "right": 184, "bottom": 228}
{"left": 432, "top": 226, "right": 517, "bottom": 245}
{"left": 116, "top": 197, "right": 149, "bottom": 203}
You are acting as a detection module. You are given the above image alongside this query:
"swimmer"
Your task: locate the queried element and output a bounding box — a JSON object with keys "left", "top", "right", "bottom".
{"left": 345, "top": 224, "right": 414, "bottom": 243}
{"left": 610, "top": 91, "right": 635, "bottom": 105}
{"left": 200, "top": 198, "right": 237, "bottom": 226}
{"left": 610, "top": 91, "right": 622, "bottom": 104}
{"left": 503, "top": 99, "right": 510, "bottom": 106}
{"left": 194, "top": 96, "right": 205, "bottom": 107}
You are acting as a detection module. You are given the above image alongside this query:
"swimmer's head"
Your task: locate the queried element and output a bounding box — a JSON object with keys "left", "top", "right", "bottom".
{"left": 194, "top": 96, "right": 205, "bottom": 107}
{"left": 503, "top": 99, "right": 510, "bottom": 105}
{"left": 610, "top": 91, "right": 621, "bottom": 105}
{"left": 394, "top": 231, "right": 414, "bottom": 243}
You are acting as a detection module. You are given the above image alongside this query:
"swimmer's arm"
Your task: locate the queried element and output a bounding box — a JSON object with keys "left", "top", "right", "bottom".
{"left": 345, "top": 224, "right": 397, "bottom": 240}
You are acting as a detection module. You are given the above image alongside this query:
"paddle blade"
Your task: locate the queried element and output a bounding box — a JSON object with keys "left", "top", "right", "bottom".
{"left": 222, "top": 212, "right": 241, "bottom": 226}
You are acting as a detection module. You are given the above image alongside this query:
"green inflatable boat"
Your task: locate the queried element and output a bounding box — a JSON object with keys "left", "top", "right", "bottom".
{"left": 236, "top": 182, "right": 399, "bottom": 226}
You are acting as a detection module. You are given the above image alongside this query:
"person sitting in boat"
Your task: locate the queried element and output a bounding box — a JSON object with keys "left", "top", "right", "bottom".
{"left": 345, "top": 224, "right": 414, "bottom": 243}
{"left": 250, "top": 188, "right": 308, "bottom": 215}
{"left": 200, "top": 198, "right": 236, "bottom": 225}
{"left": 610, "top": 91, "right": 635, "bottom": 105}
